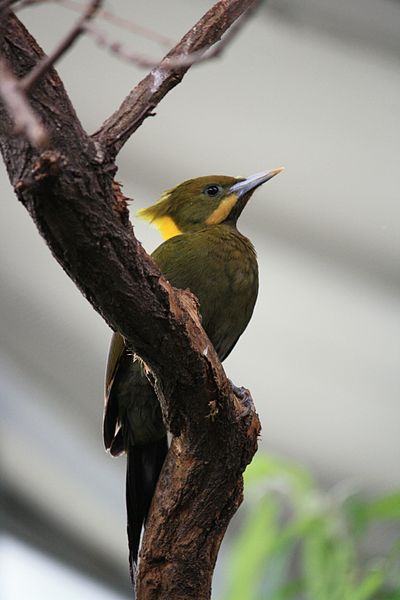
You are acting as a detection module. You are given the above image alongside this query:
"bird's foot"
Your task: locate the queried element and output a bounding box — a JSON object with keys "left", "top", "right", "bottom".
{"left": 230, "top": 380, "right": 254, "bottom": 418}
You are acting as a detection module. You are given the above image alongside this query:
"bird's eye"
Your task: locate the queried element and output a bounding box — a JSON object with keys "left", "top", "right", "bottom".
{"left": 205, "top": 185, "right": 221, "bottom": 197}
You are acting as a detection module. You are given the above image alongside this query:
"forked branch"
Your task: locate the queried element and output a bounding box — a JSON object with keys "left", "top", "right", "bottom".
{"left": 0, "top": 2, "right": 261, "bottom": 599}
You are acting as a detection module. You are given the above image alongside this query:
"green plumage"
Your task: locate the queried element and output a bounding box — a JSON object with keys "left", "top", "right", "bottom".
{"left": 104, "top": 224, "right": 258, "bottom": 448}
{"left": 153, "top": 224, "right": 258, "bottom": 360}
{"left": 103, "top": 169, "right": 282, "bottom": 578}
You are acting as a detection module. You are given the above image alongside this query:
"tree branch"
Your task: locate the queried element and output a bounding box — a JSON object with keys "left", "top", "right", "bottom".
{"left": 57, "top": 0, "right": 176, "bottom": 47}
{"left": 0, "top": 3, "right": 261, "bottom": 599}
{"left": 92, "top": 0, "right": 258, "bottom": 158}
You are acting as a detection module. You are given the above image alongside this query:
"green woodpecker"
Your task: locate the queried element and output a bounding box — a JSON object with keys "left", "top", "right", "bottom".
{"left": 104, "top": 168, "right": 283, "bottom": 577}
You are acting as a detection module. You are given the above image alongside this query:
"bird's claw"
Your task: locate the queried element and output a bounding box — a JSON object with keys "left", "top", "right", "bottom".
{"left": 230, "top": 380, "right": 254, "bottom": 418}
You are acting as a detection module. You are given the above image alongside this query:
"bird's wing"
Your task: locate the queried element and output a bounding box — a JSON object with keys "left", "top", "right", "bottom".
{"left": 103, "top": 331, "right": 126, "bottom": 451}
{"left": 105, "top": 331, "right": 125, "bottom": 395}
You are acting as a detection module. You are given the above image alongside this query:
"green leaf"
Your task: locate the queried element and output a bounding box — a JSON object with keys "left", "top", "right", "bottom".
{"left": 244, "top": 453, "right": 313, "bottom": 495}
{"left": 365, "top": 492, "right": 400, "bottom": 521}
{"left": 351, "top": 569, "right": 385, "bottom": 600}
{"left": 220, "top": 452, "right": 400, "bottom": 600}
{"left": 223, "top": 495, "right": 280, "bottom": 600}
{"left": 302, "top": 516, "right": 357, "bottom": 600}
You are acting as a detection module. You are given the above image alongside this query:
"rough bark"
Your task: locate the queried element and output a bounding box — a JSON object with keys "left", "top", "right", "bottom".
{"left": 0, "top": 3, "right": 261, "bottom": 599}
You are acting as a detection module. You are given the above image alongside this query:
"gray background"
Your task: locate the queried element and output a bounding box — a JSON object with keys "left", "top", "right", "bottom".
{"left": 1, "top": 0, "right": 399, "bottom": 595}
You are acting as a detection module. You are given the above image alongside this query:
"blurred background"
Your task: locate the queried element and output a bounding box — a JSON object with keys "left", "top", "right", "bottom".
{"left": 1, "top": 0, "right": 399, "bottom": 598}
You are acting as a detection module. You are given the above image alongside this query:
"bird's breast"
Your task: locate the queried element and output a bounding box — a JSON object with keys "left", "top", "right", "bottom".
{"left": 155, "top": 225, "right": 259, "bottom": 361}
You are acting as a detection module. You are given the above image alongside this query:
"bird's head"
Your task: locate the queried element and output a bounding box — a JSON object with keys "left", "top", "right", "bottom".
{"left": 138, "top": 168, "right": 284, "bottom": 240}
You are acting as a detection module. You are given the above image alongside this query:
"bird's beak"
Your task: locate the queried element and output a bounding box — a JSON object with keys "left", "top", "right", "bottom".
{"left": 229, "top": 167, "right": 284, "bottom": 196}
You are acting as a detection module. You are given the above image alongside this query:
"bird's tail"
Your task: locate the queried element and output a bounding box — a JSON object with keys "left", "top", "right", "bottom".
{"left": 126, "top": 436, "right": 168, "bottom": 582}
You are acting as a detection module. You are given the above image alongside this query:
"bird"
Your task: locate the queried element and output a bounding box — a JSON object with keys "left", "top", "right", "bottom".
{"left": 103, "top": 167, "right": 283, "bottom": 580}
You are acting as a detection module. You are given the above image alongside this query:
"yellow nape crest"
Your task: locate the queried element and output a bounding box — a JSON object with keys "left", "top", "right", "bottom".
{"left": 146, "top": 214, "right": 182, "bottom": 241}
{"left": 137, "top": 191, "right": 182, "bottom": 241}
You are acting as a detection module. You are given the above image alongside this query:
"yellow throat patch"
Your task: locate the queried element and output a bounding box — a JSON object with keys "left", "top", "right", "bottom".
{"left": 206, "top": 194, "right": 238, "bottom": 225}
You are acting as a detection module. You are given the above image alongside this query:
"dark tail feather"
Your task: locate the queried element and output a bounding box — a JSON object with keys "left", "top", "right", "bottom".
{"left": 126, "top": 436, "right": 168, "bottom": 583}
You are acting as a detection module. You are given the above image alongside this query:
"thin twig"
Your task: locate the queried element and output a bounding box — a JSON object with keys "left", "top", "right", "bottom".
{"left": 82, "top": 23, "right": 168, "bottom": 69}
{"left": 0, "top": 57, "right": 48, "bottom": 147}
{"left": 1, "top": 0, "right": 46, "bottom": 10}
{"left": 0, "top": 0, "right": 17, "bottom": 11}
{"left": 19, "top": 0, "right": 102, "bottom": 93}
{"left": 7, "top": 0, "right": 176, "bottom": 47}
{"left": 84, "top": 1, "right": 259, "bottom": 70}
{"left": 56, "top": 0, "right": 176, "bottom": 47}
